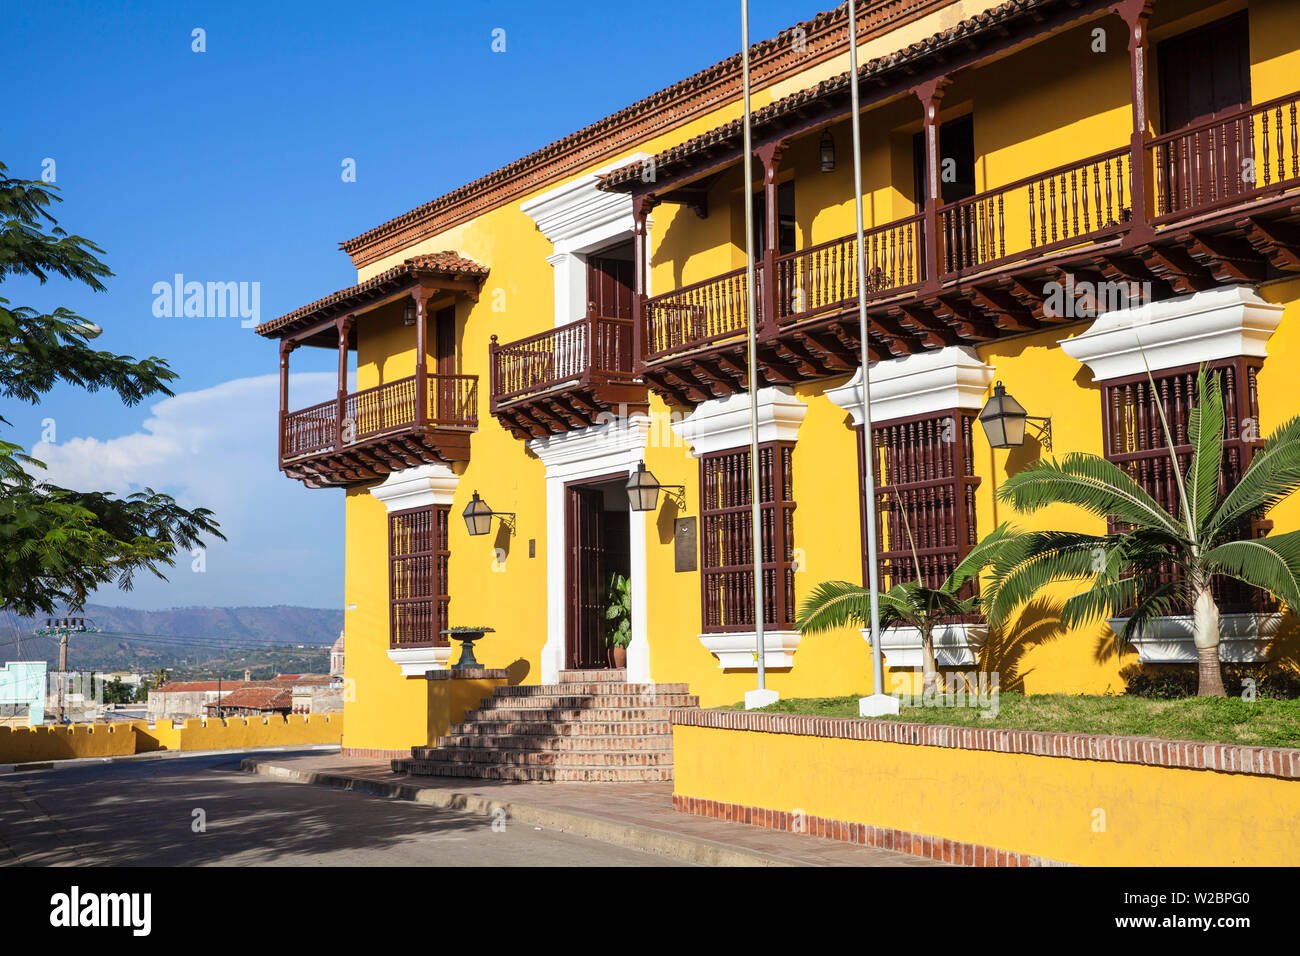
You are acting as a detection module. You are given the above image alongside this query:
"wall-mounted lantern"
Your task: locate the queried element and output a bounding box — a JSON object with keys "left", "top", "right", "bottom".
{"left": 626, "top": 460, "right": 686, "bottom": 512}
{"left": 462, "top": 491, "right": 515, "bottom": 536}
{"left": 978, "top": 381, "right": 1052, "bottom": 451}
{"left": 819, "top": 130, "right": 836, "bottom": 172}
{"left": 403, "top": 300, "right": 417, "bottom": 326}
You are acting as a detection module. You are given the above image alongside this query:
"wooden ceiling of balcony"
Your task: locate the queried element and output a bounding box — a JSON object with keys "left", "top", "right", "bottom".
{"left": 281, "top": 429, "right": 472, "bottom": 490}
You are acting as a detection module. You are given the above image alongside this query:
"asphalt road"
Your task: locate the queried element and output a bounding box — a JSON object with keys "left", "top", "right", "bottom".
{"left": 0, "top": 752, "right": 688, "bottom": 867}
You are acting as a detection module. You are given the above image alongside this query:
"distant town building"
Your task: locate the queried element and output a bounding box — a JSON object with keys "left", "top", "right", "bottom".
{"left": 292, "top": 677, "right": 343, "bottom": 715}
{"left": 147, "top": 681, "right": 235, "bottom": 722}
{"left": 0, "top": 661, "right": 47, "bottom": 726}
{"left": 206, "top": 675, "right": 335, "bottom": 718}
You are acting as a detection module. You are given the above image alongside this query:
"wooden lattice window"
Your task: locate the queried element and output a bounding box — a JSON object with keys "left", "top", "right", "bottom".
{"left": 1101, "top": 358, "right": 1269, "bottom": 612}
{"left": 389, "top": 505, "right": 450, "bottom": 648}
{"left": 858, "top": 411, "right": 981, "bottom": 596}
{"left": 700, "top": 442, "right": 796, "bottom": 633}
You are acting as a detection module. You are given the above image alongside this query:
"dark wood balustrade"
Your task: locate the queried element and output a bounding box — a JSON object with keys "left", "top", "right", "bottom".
{"left": 636, "top": 91, "right": 1300, "bottom": 404}
{"left": 490, "top": 314, "right": 635, "bottom": 405}
{"left": 281, "top": 372, "right": 477, "bottom": 468}
{"left": 938, "top": 146, "right": 1131, "bottom": 274}
{"left": 1150, "top": 91, "right": 1300, "bottom": 222}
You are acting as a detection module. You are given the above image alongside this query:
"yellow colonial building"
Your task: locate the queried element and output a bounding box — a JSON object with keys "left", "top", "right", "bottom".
{"left": 257, "top": 0, "right": 1300, "bottom": 762}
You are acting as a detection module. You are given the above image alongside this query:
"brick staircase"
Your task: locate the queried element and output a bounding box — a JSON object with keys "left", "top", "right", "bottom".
{"left": 391, "top": 669, "right": 699, "bottom": 782}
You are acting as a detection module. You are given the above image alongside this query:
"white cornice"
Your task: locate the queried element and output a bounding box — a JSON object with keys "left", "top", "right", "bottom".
{"left": 671, "top": 387, "right": 807, "bottom": 457}
{"left": 1061, "top": 285, "right": 1283, "bottom": 381}
{"left": 369, "top": 462, "right": 460, "bottom": 512}
{"left": 825, "top": 347, "right": 994, "bottom": 425}
{"left": 521, "top": 154, "right": 652, "bottom": 254}
{"left": 698, "top": 631, "right": 801, "bottom": 670}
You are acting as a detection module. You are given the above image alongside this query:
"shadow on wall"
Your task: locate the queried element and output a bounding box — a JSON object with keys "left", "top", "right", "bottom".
{"left": 974, "top": 596, "right": 1068, "bottom": 693}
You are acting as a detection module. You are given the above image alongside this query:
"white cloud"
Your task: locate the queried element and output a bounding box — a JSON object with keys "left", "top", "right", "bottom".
{"left": 30, "top": 372, "right": 348, "bottom": 609}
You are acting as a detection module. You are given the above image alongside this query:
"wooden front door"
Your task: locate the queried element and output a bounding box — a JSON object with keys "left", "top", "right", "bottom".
{"left": 565, "top": 485, "right": 608, "bottom": 670}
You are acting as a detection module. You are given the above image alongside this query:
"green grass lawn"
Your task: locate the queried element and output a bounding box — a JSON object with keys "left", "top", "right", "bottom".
{"left": 721, "top": 693, "right": 1300, "bottom": 748}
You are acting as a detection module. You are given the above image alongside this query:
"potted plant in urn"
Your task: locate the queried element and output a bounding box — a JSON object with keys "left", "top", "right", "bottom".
{"left": 605, "top": 571, "right": 631, "bottom": 668}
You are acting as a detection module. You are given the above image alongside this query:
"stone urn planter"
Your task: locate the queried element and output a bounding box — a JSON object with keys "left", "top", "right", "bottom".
{"left": 441, "top": 627, "right": 495, "bottom": 670}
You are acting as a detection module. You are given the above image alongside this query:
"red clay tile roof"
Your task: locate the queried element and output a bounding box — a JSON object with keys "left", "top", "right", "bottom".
{"left": 155, "top": 681, "right": 231, "bottom": 694}
{"left": 205, "top": 685, "right": 293, "bottom": 712}
{"left": 600, "top": 0, "right": 1065, "bottom": 191}
{"left": 333, "top": 1, "right": 961, "bottom": 268}
{"left": 254, "top": 252, "right": 488, "bottom": 338}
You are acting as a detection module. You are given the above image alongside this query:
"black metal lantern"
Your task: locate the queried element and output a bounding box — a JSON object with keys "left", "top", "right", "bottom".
{"left": 979, "top": 381, "right": 1052, "bottom": 450}
{"left": 462, "top": 491, "right": 513, "bottom": 536}
{"left": 626, "top": 460, "right": 685, "bottom": 512}
{"left": 403, "top": 300, "right": 417, "bottom": 326}
{"left": 819, "top": 129, "right": 836, "bottom": 172}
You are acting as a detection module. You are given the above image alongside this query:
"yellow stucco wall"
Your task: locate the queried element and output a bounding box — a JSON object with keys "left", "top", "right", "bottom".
{"left": 327, "top": 0, "right": 1300, "bottom": 747}
{"left": 0, "top": 715, "right": 343, "bottom": 763}
{"left": 673, "top": 722, "right": 1300, "bottom": 865}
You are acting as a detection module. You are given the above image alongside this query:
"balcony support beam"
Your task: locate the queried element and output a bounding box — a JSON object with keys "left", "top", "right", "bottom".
{"left": 914, "top": 77, "right": 950, "bottom": 293}
{"left": 758, "top": 142, "right": 786, "bottom": 338}
{"left": 632, "top": 195, "right": 657, "bottom": 374}
{"left": 1117, "top": 0, "right": 1155, "bottom": 243}
{"left": 278, "top": 339, "right": 296, "bottom": 465}
{"left": 412, "top": 290, "right": 431, "bottom": 429}
{"left": 335, "top": 315, "right": 354, "bottom": 449}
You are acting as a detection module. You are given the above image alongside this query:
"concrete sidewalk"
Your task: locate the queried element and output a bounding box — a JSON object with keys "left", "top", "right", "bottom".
{"left": 242, "top": 753, "right": 941, "bottom": 867}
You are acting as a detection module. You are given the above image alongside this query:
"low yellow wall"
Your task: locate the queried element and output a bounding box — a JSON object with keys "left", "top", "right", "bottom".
{"left": 427, "top": 675, "right": 508, "bottom": 745}
{"left": 673, "top": 720, "right": 1300, "bottom": 866}
{"left": 0, "top": 714, "right": 343, "bottom": 764}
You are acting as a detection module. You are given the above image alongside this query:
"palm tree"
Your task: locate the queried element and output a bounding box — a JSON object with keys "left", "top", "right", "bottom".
{"left": 796, "top": 496, "right": 1010, "bottom": 696}
{"left": 977, "top": 366, "right": 1300, "bottom": 697}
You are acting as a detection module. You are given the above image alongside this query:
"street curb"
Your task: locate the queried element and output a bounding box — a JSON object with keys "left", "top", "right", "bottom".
{"left": 241, "top": 758, "right": 804, "bottom": 867}
{"left": 1, "top": 744, "right": 339, "bottom": 775}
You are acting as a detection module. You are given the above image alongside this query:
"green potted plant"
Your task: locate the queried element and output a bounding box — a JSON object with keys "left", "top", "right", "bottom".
{"left": 605, "top": 571, "right": 632, "bottom": 668}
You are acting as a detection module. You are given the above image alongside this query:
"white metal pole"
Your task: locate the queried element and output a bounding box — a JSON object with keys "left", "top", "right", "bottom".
{"left": 848, "top": 0, "right": 897, "bottom": 716}
{"left": 740, "top": 0, "right": 772, "bottom": 709}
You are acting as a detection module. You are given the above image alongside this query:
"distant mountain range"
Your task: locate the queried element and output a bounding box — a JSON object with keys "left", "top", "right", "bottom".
{"left": 0, "top": 605, "right": 343, "bottom": 676}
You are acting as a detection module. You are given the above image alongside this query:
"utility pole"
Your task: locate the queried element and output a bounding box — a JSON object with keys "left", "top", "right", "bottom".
{"left": 57, "top": 630, "right": 68, "bottom": 723}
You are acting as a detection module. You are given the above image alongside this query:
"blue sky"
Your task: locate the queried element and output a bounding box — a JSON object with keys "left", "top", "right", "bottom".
{"left": 3, "top": 0, "right": 820, "bottom": 610}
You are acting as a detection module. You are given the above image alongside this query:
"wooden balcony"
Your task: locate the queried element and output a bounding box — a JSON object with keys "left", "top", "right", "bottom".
{"left": 489, "top": 314, "right": 646, "bottom": 439}
{"left": 280, "top": 373, "right": 477, "bottom": 488}
{"left": 638, "top": 92, "right": 1300, "bottom": 407}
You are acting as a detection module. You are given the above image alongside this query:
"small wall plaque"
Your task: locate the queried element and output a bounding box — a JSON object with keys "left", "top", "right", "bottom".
{"left": 528, "top": 538, "right": 536, "bottom": 558}
{"left": 674, "top": 517, "right": 697, "bottom": 572}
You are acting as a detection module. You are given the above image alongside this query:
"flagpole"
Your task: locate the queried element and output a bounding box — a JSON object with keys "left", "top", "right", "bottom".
{"left": 848, "top": 0, "right": 898, "bottom": 717}
{"left": 740, "top": 0, "right": 775, "bottom": 710}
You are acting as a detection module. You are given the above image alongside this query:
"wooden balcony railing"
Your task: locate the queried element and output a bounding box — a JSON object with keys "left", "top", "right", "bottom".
{"left": 643, "top": 263, "right": 763, "bottom": 361}
{"left": 281, "top": 373, "right": 476, "bottom": 463}
{"left": 490, "top": 314, "right": 634, "bottom": 404}
{"left": 1150, "top": 91, "right": 1300, "bottom": 223}
{"left": 776, "top": 214, "right": 925, "bottom": 323}
{"left": 938, "top": 146, "right": 1132, "bottom": 275}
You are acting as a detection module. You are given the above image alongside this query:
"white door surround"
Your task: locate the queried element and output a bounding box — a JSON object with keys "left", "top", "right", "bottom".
{"left": 529, "top": 415, "right": 652, "bottom": 683}
{"left": 521, "top": 154, "right": 654, "bottom": 326}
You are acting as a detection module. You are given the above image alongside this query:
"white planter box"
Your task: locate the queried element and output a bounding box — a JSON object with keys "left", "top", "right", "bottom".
{"left": 1107, "top": 613, "right": 1280, "bottom": 664}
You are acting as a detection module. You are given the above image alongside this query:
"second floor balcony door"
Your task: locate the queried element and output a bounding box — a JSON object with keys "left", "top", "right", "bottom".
{"left": 587, "top": 243, "right": 634, "bottom": 319}
{"left": 1157, "top": 11, "right": 1252, "bottom": 213}
{"left": 432, "top": 306, "right": 456, "bottom": 421}
{"left": 914, "top": 115, "right": 976, "bottom": 272}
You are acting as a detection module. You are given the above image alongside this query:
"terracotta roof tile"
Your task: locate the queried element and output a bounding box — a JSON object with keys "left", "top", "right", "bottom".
{"left": 205, "top": 685, "right": 293, "bottom": 711}
{"left": 599, "top": 0, "right": 1058, "bottom": 190}
{"left": 254, "top": 252, "right": 487, "bottom": 338}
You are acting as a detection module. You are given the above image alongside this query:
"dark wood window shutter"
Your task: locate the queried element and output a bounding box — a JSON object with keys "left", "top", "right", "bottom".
{"left": 700, "top": 442, "right": 796, "bottom": 633}
{"left": 859, "top": 410, "right": 981, "bottom": 595}
{"left": 388, "top": 505, "right": 451, "bottom": 648}
{"left": 1100, "top": 358, "right": 1269, "bottom": 613}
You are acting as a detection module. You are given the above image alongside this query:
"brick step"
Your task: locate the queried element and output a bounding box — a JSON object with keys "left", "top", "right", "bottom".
{"left": 412, "top": 748, "right": 674, "bottom": 768}
{"left": 558, "top": 669, "right": 625, "bottom": 683}
{"left": 421, "top": 733, "right": 672, "bottom": 755}
{"left": 492, "top": 682, "right": 690, "bottom": 697}
{"left": 473, "top": 693, "right": 698, "bottom": 710}
{"left": 461, "top": 706, "right": 681, "bottom": 723}
{"left": 397, "top": 760, "right": 673, "bottom": 783}
{"left": 445, "top": 719, "right": 674, "bottom": 737}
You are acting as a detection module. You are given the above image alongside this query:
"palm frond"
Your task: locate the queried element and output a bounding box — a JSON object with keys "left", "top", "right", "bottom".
{"left": 996, "top": 454, "right": 1183, "bottom": 536}
{"left": 1185, "top": 367, "right": 1224, "bottom": 530}
{"left": 1210, "top": 421, "right": 1300, "bottom": 535}
{"left": 1203, "top": 531, "right": 1300, "bottom": 612}
{"left": 796, "top": 580, "right": 874, "bottom": 634}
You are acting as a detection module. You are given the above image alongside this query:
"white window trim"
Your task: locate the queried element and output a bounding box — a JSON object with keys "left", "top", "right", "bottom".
{"left": 824, "top": 345, "right": 994, "bottom": 424}
{"left": 671, "top": 388, "right": 808, "bottom": 669}
{"left": 1060, "top": 285, "right": 1282, "bottom": 381}
{"left": 868, "top": 623, "right": 988, "bottom": 668}
{"left": 1107, "top": 613, "right": 1280, "bottom": 664}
